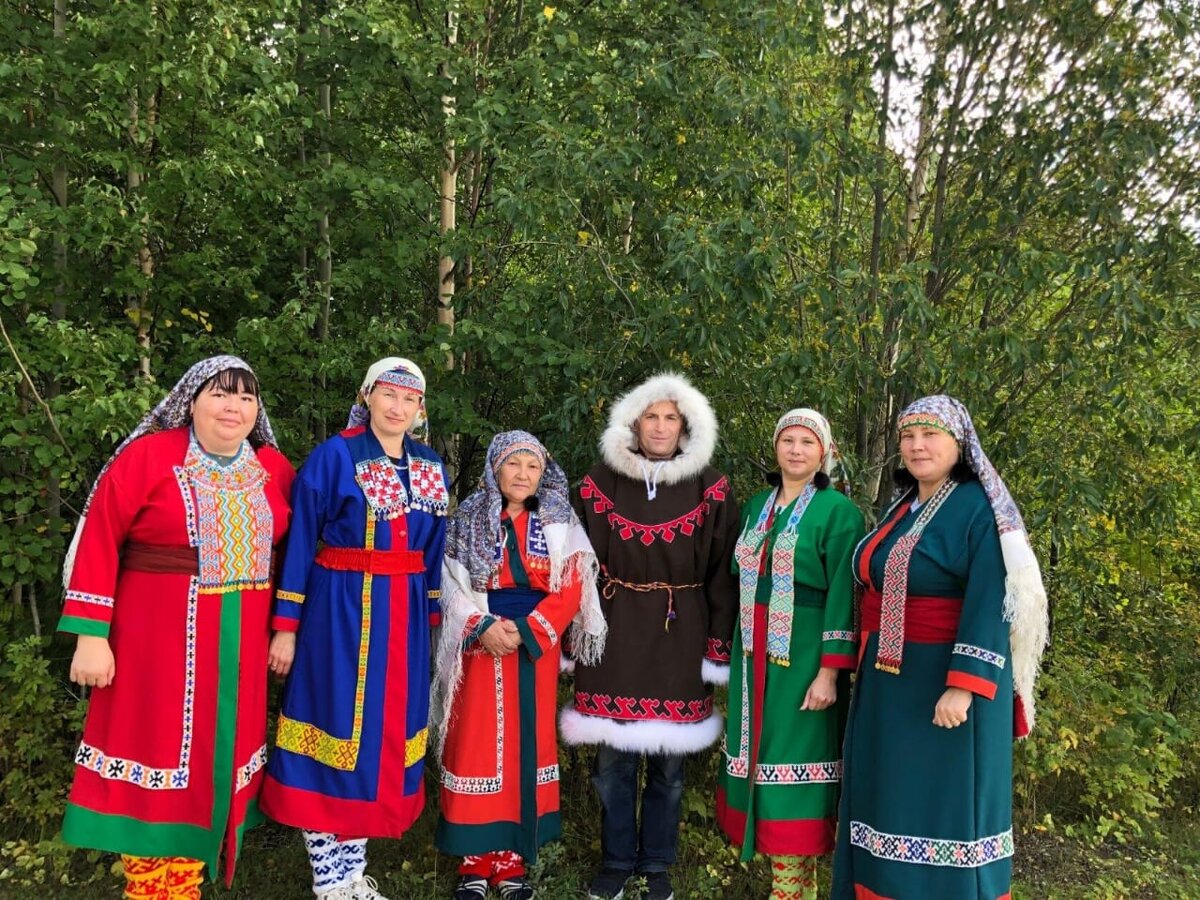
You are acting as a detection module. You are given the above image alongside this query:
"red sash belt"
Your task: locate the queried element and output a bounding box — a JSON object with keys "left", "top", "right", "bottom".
{"left": 860, "top": 588, "right": 961, "bottom": 643}
{"left": 121, "top": 542, "right": 200, "bottom": 574}
{"left": 316, "top": 545, "right": 425, "bottom": 576}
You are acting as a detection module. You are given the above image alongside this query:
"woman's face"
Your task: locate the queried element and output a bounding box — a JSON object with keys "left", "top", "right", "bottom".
{"left": 775, "top": 425, "right": 823, "bottom": 484}
{"left": 899, "top": 425, "right": 960, "bottom": 486}
{"left": 190, "top": 375, "right": 258, "bottom": 453}
{"left": 497, "top": 452, "right": 544, "bottom": 507}
{"left": 367, "top": 384, "right": 422, "bottom": 440}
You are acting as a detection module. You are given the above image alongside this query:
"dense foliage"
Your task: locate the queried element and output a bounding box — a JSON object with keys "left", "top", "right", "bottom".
{"left": 1, "top": 0, "right": 1198, "bottom": 893}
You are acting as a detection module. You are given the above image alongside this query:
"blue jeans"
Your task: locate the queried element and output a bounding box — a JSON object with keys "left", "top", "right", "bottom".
{"left": 591, "top": 746, "right": 685, "bottom": 873}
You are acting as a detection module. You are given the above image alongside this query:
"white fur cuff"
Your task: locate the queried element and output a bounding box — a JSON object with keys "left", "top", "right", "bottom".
{"left": 700, "top": 659, "right": 730, "bottom": 686}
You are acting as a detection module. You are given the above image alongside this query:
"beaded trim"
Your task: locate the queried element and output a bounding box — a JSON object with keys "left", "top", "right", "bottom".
{"left": 849, "top": 821, "right": 1014, "bottom": 868}
{"left": 74, "top": 580, "right": 198, "bottom": 790}
{"left": 953, "top": 643, "right": 1006, "bottom": 669}
{"left": 734, "top": 484, "right": 817, "bottom": 666}
{"left": 441, "top": 656, "right": 505, "bottom": 794}
{"left": 876, "top": 479, "right": 958, "bottom": 673}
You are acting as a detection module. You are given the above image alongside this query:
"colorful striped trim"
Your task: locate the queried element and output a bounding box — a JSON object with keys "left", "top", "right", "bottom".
{"left": 823, "top": 630, "right": 856, "bottom": 642}
{"left": 897, "top": 413, "right": 956, "bottom": 437}
{"left": 953, "top": 643, "right": 1006, "bottom": 669}
{"left": 405, "top": 728, "right": 429, "bottom": 767}
{"left": 530, "top": 610, "right": 557, "bottom": 647}
{"left": 235, "top": 744, "right": 269, "bottom": 792}
{"left": 441, "top": 657, "right": 505, "bottom": 795}
{"left": 773, "top": 414, "right": 826, "bottom": 447}
{"left": 373, "top": 368, "right": 424, "bottom": 395}
{"left": 65, "top": 589, "right": 114, "bottom": 608}
{"left": 579, "top": 475, "right": 730, "bottom": 545}
{"left": 725, "top": 751, "right": 842, "bottom": 785}
{"left": 74, "top": 582, "right": 198, "bottom": 790}
{"left": 755, "top": 760, "right": 841, "bottom": 784}
{"left": 734, "top": 484, "right": 818, "bottom": 666}
{"left": 849, "top": 821, "right": 1014, "bottom": 868}
{"left": 275, "top": 513, "right": 375, "bottom": 771}
{"left": 573, "top": 691, "right": 713, "bottom": 722}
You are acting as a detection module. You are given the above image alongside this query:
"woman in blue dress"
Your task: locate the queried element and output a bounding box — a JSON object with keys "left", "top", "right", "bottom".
{"left": 261, "top": 357, "right": 450, "bottom": 900}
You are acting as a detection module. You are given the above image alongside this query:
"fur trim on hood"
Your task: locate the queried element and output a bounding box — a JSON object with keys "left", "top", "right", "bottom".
{"left": 600, "top": 372, "right": 718, "bottom": 486}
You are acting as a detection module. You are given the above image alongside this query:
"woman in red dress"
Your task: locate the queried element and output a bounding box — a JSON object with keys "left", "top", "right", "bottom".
{"left": 433, "top": 430, "right": 606, "bottom": 900}
{"left": 59, "top": 355, "right": 295, "bottom": 899}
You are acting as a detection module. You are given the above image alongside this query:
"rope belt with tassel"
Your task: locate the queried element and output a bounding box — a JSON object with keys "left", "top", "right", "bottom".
{"left": 602, "top": 575, "right": 703, "bottom": 632}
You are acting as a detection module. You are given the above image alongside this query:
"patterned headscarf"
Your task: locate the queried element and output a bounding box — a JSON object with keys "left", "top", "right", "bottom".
{"left": 435, "top": 431, "right": 607, "bottom": 753}
{"left": 446, "top": 431, "right": 575, "bottom": 592}
{"left": 735, "top": 407, "right": 843, "bottom": 666}
{"left": 63, "top": 354, "right": 276, "bottom": 585}
{"left": 346, "top": 356, "right": 428, "bottom": 432}
{"left": 896, "top": 394, "right": 1049, "bottom": 731}
{"left": 773, "top": 407, "right": 838, "bottom": 476}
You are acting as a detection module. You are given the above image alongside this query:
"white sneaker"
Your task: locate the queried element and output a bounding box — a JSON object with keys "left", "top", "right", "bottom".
{"left": 317, "top": 888, "right": 356, "bottom": 900}
{"left": 349, "top": 874, "right": 391, "bottom": 900}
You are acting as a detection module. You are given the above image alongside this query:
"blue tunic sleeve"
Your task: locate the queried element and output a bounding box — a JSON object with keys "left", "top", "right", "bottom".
{"left": 271, "top": 444, "right": 337, "bottom": 632}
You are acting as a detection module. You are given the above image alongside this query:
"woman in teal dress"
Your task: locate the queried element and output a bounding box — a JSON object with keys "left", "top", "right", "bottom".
{"left": 717, "top": 409, "right": 864, "bottom": 900}
{"left": 831, "top": 395, "right": 1048, "bottom": 900}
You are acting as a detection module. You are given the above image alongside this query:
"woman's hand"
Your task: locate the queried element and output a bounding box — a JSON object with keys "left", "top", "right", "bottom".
{"left": 269, "top": 632, "right": 297, "bottom": 678}
{"left": 800, "top": 666, "right": 838, "bottom": 711}
{"left": 933, "top": 687, "right": 974, "bottom": 728}
{"left": 480, "top": 620, "right": 521, "bottom": 657}
{"left": 70, "top": 635, "right": 115, "bottom": 689}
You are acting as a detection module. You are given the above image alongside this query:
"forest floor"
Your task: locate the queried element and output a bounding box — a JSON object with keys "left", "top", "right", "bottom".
{"left": 4, "top": 751, "right": 1197, "bottom": 899}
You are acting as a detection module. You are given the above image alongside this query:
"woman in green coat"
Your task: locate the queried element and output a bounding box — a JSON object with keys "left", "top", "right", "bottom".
{"left": 717, "top": 408, "right": 865, "bottom": 900}
{"left": 831, "top": 395, "right": 1048, "bottom": 900}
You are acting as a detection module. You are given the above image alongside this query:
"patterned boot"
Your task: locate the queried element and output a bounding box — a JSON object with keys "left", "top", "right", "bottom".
{"left": 165, "top": 857, "right": 205, "bottom": 900}
{"left": 303, "top": 830, "right": 354, "bottom": 898}
{"left": 769, "top": 855, "right": 817, "bottom": 900}
{"left": 122, "top": 856, "right": 169, "bottom": 900}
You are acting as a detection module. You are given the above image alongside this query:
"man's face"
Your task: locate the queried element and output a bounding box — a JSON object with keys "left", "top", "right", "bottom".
{"left": 634, "top": 400, "right": 685, "bottom": 459}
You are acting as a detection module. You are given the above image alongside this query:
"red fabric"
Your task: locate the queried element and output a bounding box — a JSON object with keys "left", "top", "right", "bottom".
{"left": 1014, "top": 696, "right": 1031, "bottom": 740}
{"left": 946, "top": 670, "right": 998, "bottom": 701}
{"left": 65, "top": 429, "right": 294, "bottom": 887}
{"left": 261, "top": 514, "right": 425, "bottom": 839}
{"left": 439, "top": 510, "right": 582, "bottom": 834}
{"left": 854, "top": 886, "right": 895, "bottom": 900}
{"left": 859, "top": 589, "right": 961, "bottom": 643}
{"left": 579, "top": 474, "right": 731, "bottom": 546}
{"left": 821, "top": 653, "right": 857, "bottom": 670}
{"left": 315, "top": 545, "right": 425, "bottom": 575}
{"left": 715, "top": 788, "right": 834, "bottom": 856}
{"left": 856, "top": 502, "right": 912, "bottom": 589}
{"left": 459, "top": 851, "right": 525, "bottom": 883}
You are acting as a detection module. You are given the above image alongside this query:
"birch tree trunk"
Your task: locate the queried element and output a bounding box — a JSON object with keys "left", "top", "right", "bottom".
{"left": 127, "top": 85, "right": 156, "bottom": 381}
{"left": 438, "top": 3, "right": 459, "bottom": 373}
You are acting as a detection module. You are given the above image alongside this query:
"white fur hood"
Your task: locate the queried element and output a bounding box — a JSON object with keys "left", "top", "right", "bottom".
{"left": 599, "top": 372, "right": 718, "bottom": 485}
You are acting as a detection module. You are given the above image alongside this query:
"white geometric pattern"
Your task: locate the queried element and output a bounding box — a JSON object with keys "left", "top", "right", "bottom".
{"left": 849, "top": 821, "right": 1014, "bottom": 868}
{"left": 441, "top": 656, "right": 505, "bottom": 794}
{"left": 953, "top": 643, "right": 1006, "bottom": 669}
{"left": 75, "top": 580, "right": 198, "bottom": 790}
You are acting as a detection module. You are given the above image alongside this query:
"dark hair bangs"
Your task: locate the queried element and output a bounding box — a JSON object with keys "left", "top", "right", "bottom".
{"left": 195, "top": 367, "right": 260, "bottom": 399}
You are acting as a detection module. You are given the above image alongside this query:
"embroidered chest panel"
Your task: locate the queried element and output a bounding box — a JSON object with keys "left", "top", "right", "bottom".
{"left": 355, "top": 456, "right": 448, "bottom": 521}
{"left": 580, "top": 475, "right": 730, "bottom": 546}
{"left": 176, "top": 439, "right": 274, "bottom": 591}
